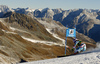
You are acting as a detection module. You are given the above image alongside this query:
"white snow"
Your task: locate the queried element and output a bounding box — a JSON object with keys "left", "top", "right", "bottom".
{"left": 1, "top": 29, "right": 17, "bottom": 34}
{"left": 41, "top": 8, "right": 50, "bottom": 12}
{"left": 21, "top": 27, "right": 67, "bottom": 47}
{"left": 25, "top": 8, "right": 35, "bottom": 12}
{"left": 19, "top": 43, "right": 100, "bottom": 64}
{"left": 46, "top": 28, "right": 65, "bottom": 45}
{"left": 35, "top": 9, "right": 42, "bottom": 11}
{"left": 9, "top": 27, "right": 65, "bottom": 46}
{"left": 19, "top": 52, "right": 100, "bottom": 64}
{"left": 9, "top": 27, "right": 29, "bottom": 33}
{"left": 21, "top": 36, "right": 64, "bottom": 46}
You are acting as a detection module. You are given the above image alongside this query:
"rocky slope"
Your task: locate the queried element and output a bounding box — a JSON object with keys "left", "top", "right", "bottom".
{"left": 33, "top": 9, "right": 100, "bottom": 42}
{"left": 8, "top": 7, "right": 100, "bottom": 42}
{"left": 0, "top": 5, "right": 100, "bottom": 42}
{"left": 0, "top": 13, "right": 67, "bottom": 64}
{"left": 0, "top": 12, "right": 96, "bottom": 64}
{"left": 0, "top": 5, "right": 97, "bottom": 64}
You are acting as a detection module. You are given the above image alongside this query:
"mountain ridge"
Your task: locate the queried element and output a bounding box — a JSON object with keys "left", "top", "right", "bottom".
{"left": 0, "top": 6, "right": 97, "bottom": 63}
{"left": 0, "top": 5, "right": 99, "bottom": 42}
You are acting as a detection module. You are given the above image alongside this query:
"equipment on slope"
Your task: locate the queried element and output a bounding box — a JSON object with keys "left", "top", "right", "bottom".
{"left": 65, "top": 25, "right": 76, "bottom": 56}
{"left": 64, "top": 25, "right": 86, "bottom": 56}
{"left": 72, "top": 39, "right": 86, "bottom": 54}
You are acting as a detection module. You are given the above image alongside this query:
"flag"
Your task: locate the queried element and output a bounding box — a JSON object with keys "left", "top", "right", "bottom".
{"left": 66, "top": 28, "right": 76, "bottom": 37}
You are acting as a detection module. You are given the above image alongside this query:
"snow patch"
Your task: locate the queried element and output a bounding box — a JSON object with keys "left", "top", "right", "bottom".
{"left": 9, "top": 27, "right": 29, "bottom": 33}
{"left": 85, "top": 42, "right": 100, "bottom": 53}
{"left": 97, "top": 54, "right": 100, "bottom": 59}
{"left": 21, "top": 36, "right": 64, "bottom": 46}
{"left": 1, "top": 29, "right": 17, "bottom": 34}
{"left": 46, "top": 28, "right": 65, "bottom": 45}
{"left": 25, "top": 8, "right": 35, "bottom": 12}
{"left": 9, "top": 27, "right": 66, "bottom": 46}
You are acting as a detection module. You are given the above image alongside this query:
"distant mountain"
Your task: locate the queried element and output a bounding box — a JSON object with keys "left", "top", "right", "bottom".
{"left": 0, "top": 5, "right": 14, "bottom": 17}
{"left": 61, "top": 9, "right": 100, "bottom": 42}
{"left": 27, "top": 8, "right": 100, "bottom": 42}
{"left": 31, "top": 8, "right": 100, "bottom": 42}
{"left": 36, "top": 18, "right": 96, "bottom": 44}
{"left": 0, "top": 5, "right": 100, "bottom": 42}
{"left": 0, "top": 5, "right": 13, "bottom": 12}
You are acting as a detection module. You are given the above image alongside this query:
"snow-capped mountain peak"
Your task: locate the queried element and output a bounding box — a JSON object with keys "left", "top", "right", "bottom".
{"left": 41, "top": 7, "right": 51, "bottom": 12}
{"left": 35, "top": 9, "right": 42, "bottom": 12}
{"left": 0, "top": 5, "right": 13, "bottom": 12}
{"left": 25, "top": 7, "right": 35, "bottom": 12}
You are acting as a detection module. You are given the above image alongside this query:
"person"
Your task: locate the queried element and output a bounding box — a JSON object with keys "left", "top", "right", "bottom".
{"left": 72, "top": 38, "right": 86, "bottom": 54}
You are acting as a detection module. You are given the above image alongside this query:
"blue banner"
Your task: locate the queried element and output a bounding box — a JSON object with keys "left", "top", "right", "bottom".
{"left": 66, "top": 28, "right": 76, "bottom": 37}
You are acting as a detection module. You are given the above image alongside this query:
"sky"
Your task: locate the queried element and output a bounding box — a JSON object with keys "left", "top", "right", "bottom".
{"left": 0, "top": 0, "right": 100, "bottom": 10}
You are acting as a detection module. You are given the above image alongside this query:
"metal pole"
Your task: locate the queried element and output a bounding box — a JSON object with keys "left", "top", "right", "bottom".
{"left": 65, "top": 25, "right": 68, "bottom": 56}
{"left": 65, "top": 37, "right": 67, "bottom": 56}
{"left": 75, "top": 17, "right": 77, "bottom": 39}
{"left": 75, "top": 25, "right": 76, "bottom": 39}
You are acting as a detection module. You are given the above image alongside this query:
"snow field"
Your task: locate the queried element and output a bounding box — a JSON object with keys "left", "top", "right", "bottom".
{"left": 20, "top": 51, "right": 100, "bottom": 64}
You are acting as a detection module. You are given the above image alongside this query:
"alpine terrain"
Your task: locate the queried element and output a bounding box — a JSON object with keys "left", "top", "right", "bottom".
{"left": 0, "top": 5, "right": 98, "bottom": 64}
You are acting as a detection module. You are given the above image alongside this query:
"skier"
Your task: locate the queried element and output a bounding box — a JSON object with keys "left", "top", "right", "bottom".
{"left": 72, "top": 38, "right": 86, "bottom": 54}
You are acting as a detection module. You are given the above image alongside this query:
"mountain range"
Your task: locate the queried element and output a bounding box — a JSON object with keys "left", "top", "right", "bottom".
{"left": 0, "top": 5, "right": 97, "bottom": 63}
{"left": 0, "top": 5, "right": 100, "bottom": 42}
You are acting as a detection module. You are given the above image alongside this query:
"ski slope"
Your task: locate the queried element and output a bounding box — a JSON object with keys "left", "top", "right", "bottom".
{"left": 20, "top": 51, "right": 100, "bottom": 64}
{"left": 20, "top": 43, "right": 100, "bottom": 64}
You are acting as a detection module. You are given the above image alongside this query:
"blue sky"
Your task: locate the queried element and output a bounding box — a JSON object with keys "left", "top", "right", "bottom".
{"left": 0, "top": 0, "right": 100, "bottom": 10}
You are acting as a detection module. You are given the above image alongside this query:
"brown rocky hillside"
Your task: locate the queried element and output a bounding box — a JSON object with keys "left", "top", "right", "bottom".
{"left": 3, "top": 12, "right": 61, "bottom": 42}
{"left": 0, "top": 12, "right": 96, "bottom": 64}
